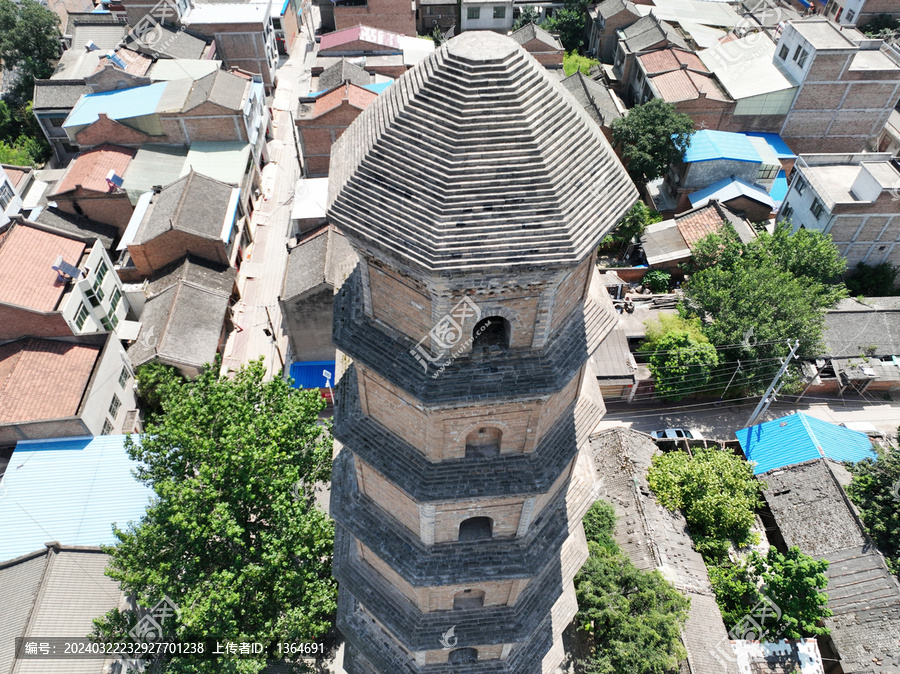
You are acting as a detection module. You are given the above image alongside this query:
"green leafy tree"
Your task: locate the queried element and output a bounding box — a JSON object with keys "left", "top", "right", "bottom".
{"left": 542, "top": 6, "right": 587, "bottom": 53}
{"left": 576, "top": 502, "right": 690, "bottom": 674}
{"left": 563, "top": 51, "right": 599, "bottom": 76}
{"left": 612, "top": 201, "right": 662, "bottom": 244}
{"left": 681, "top": 221, "right": 847, "bottom": 383}
{"left": 611, "top": 99, "right": 694, "bottom": 186}
{"left": 513, "top": 6, "right": 540, "bottom": 30}
{"left": 643, "top": 269, "right": 671, "bottom": 293}
{"left": 861, "top": 13, "right": 900, "bottom": 39}
{"left": 0, "top": 0, "right": 61, "bottom": 105}
{"left": 0, "top": 139, "right": 34, "bottom": 165}
{"left": 846, "top": 261, "right": 899, "bottom": 297}
{"left": 648, "top": 447, "right": 763, "bottom": 562}
{"left": 846, "top": 445, "right": 900, "bottom": 578}
{"left": 709, "top": 547, "right": 831, "bottom": 640}
{"left": 91, "top": 359, "right": 336, "bottom": 673}
{"left": 641, "top": 328, "right": 719, "bottom": 402}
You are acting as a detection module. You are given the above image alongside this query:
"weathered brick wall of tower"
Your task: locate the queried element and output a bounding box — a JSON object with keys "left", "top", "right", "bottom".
{"left": 327, "top": 31, "right": 637, "bottom": 673}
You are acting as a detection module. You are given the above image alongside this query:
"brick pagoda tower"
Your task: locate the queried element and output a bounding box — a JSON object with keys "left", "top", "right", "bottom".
{"left": 327, "top": 31, "right": 637, "bottom": 673}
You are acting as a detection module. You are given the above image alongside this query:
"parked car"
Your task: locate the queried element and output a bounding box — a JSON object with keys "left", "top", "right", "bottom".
{"left": 650, "top": 428, "right": 702, "bottom": 440}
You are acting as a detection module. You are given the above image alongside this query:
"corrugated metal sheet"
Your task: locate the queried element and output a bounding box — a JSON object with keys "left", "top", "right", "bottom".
{"left": 122, "top": 145, "right": 188, "bottom": 205}
{"left": 688, "top": 176, "right": 776, "bottom": 209}
{"left": 735, "top": 413, "right": 876, "bottom": 474}
{"left": 683, "top": 129, "right": 762, "bottom": 163}
{"left": 0, "top": 436, "right": 153, "bottom": 561}
{"left": 63, "top": 82, "right": 167, "bottom": 128}
{"left": 289, "top": 361, "right": 335, "bottom": 390}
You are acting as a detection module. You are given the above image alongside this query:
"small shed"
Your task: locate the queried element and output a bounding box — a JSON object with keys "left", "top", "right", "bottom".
{"left": 289, "top": 360, "right": 335, "bottom": 402}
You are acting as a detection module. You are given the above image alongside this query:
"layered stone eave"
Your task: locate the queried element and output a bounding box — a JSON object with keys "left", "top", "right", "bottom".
{"left": 333, "top": 267, "right": 618, "bottom": 405}
{"left": 331, "top": 523, "right": 589, "bottom": 651}
{"left": 327, "top": 33, "right": 638, "bottom": 275}
{"left": 333, "top": 364, "right": 604, "bottom": 501}
{"left": 330, "top": 448, "right": 595, "bottom": 586}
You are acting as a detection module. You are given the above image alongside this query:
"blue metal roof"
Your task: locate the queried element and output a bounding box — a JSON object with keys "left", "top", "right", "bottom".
{"left": 0, "top": 435, "right": 153, "bottom": 562}
{"left": 64, "top": 82, "right": 168, "bottom": 128}
{"left": 743, "top": 132, "right": 796, "bottom": 160}
{"left": 363, "top": 82, "right": 391, "bottom": 94}
{"left": 770, "top": 170, "right": 789, "bottom": 205}
{"left": 289, "top": 360, "right": 335, "bottom": 390}
{"left": 682, "top": 129, "right": 762, "bottom": 164}
{"left": 735, "top": 413, "right": 876, "bottom": 475}
{"left": 688, "top": 176, "right": 776, "bottom": 209}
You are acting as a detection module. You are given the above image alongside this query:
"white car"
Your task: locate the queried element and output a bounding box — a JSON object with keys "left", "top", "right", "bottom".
{"left": 650, "top": 428, "right": 701, "bottom": 440}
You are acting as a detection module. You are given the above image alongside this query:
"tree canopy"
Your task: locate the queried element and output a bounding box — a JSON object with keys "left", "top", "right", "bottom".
{"left": 576, "top": 502, "right": 690, "bottom": 674}
{"left": 709, "top": 547, "right": 831, "bottom": 640}
{"left": 647, "top": 447, "right": 763, "bottom": 562}
{"left": 92, "top": 360, "right": 336, "bottom": 673}
{"left": 543, "top": 6, "right": 587, "bottom": 53}
{"left": 846, "top": 444, "right": 900, "bottom": 579}
{"left": 0, "top": 0, "right": 60, "bottom": 104}
{"left": 513, "top": 6, "right": 541, "bottom": 30}
{"left": 681, "top": 221, "right": 847, "bottom": 386}
{"left": 641, "top": 327, "right": 719, "bottom": 402}
{"left": 611, "top": 99, "right": 694, "bottom": 185}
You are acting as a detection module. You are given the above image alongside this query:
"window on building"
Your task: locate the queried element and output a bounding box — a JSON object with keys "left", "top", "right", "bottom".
{"left": 109, "top": 288, "right": 121, "bottom": 314}
{"left": 795, "top": 177, "right": 805, "bottom": 195}
{"left": 95, "top": 260, "right": 109, "bottom": 285}
{"left": 472, "top": 316, "right": 510, "bottom": 350}
{"left": 109, "top": 394, "right": 121, "bottom": 418}
{"left": 465, "top": 427, "right": 502, "bottom": 458}
{"left": 781, "top": 204, "right": 793, "bottom": 221}
{"left": 0, "top": 182, "right": 14, "bottom": 210}
{"left": 84, "top": 286, "right": 103, "bottom": 307}
{"left": 846, "top": 9, "right": 855, "bottom": 21}
{"left": 47, "top": 116, "right": 66, "bottom": 128}
{"left": 449, "top": 649, "right": 478, "bottom": 665}
{"left": 797, "top": 48, "right": 808, "bottom": 68}
{"left": 101, "top": 419, "right": 113, "bottom": 435}
{"left": 493, "top": 5, "right": 505, "bottom": 18}
{"left": 118, "top": 366, "right": 130, "bottom": 388}
{"left": 467, "top": 6, "right": 480, "bottom": 19}
{"left": 778, "top": 44, "right": 789, "bottom": 60}
{"left": 453, "top": 589, "right": 486, "bottom": 610}
{"left": 792, "top": 45, "right": 802, "bottom": 61}
{"left": 811, "top": 198, "right": 824, "bottom": 219}
{"left": 459, "top": 517, "right": 493, "bottom": 541}
{"left": 756, "top": 164, "right": 780, "bottom": 182}
{"left": 74, "top": 303, "right": 89, "bottom": 330}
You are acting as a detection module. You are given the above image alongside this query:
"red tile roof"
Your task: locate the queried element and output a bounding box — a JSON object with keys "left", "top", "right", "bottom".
{"left": 319, "top": 25, "right": 402, "bottom": 51}
{"left": 651, "top": 69, "right": 730, "bottom": 103}
{"left": 312, "top": 83, "right": 378, "bottom": 116}
{"left": 0, "top": 338, "right": 100, "bottom": 424}
{"left": 638, "top": 48, "right": 707, "bottom": 75}
{"left": 0, "top": 222, "right": 86, "bottom": 311}
{"left": 676, "top": 203, "right": 727, "bottom": 247}
{"left": 1, "top": 164, "right": 31, "bottom": 190}
{"left": 51, "top": 144, "right": 135, "bottom": 196}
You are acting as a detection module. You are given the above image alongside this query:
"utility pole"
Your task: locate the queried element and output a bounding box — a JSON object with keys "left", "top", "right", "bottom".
{"left": 745, "top": 340, "right": 800, "bottom": 428}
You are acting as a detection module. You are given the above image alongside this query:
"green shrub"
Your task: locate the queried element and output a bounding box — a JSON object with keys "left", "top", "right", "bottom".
{"left": 845, "top": 261, "right": 898, "bottom": 297}
{"left": 643, "top": 270, "right": 671, "bottom": 293}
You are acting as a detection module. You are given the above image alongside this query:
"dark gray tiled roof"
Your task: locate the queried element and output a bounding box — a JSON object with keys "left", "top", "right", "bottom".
{"left": 823, "top": 298, "right": 900, "bottom": 358}
{"left": 509, "top": 23, "right": 562, "bottom": 50}
{"left": 32, "top": 79, "right": 91, "bottom": 110}
{"left": 596, "top": 0, "right": 640, "bottom": 20}
{"left": 132, "top": 25, "right": 208, "bottom": 60}
{"left": 319, "top": 59, "right": 370, "bottom": 90}
{"left": 282, "top": 226, "right": 357, "bottom": 301}
{"left": 0, "top": 546, "right": 123, "bottom": 674}
{"left": 31, "top": 208, "right": 118, "bottom": 250}
{"left": 763, "top": 459, "right": 900, "bottom": 673}
{"left": 620, "top": 15, "right": 688, "bottom": 53}
{"left": 64, "top": 11, "right": 122, "bottom": 36}
{"left": 589, "top": 428, "right": 740, "bottom": 674}
{"left": 559, "top": 71, "right": 623, "bottom": 127}
{"left": 136, "top": 171, "right": 236, "bottom": 244}
{"left": 184, "top": 69, "right": 247, "bottom": 112}
{"left": 129, "top": 258, "right": 235, "bottom": 370}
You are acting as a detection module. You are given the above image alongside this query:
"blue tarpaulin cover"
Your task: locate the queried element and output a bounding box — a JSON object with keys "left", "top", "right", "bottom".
{"left": 289, "top": 360, "right": 335, "bottom": 390}
{"left": 735, "top": 412, "right": 876, "bottom": 475}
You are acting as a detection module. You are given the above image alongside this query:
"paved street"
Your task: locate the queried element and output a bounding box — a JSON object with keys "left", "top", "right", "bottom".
{"left": 221, "top": 49, "right": 311, "bottom": 379}
{"left": 599, "top": 393, "right": 900, "bottom": 441}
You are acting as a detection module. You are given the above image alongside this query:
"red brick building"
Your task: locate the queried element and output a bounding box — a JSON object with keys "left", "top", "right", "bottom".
{"left": 296, "top": 83, "right": 378, "bottom": 177}
{"left": 49, "top": 144, "right": 136, "bottom": 233}
{"left": 328, "top": 0, "right": 416, "bottom": 36}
